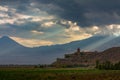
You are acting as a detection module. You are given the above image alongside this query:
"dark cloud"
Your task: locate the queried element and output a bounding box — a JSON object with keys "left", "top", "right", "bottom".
{"left": 0, "top": 0, "right": 29, "bottom": 5}
{"left": 30, "top": 0, "right": 120, "bottom": 27}
{"left": 31, "top": 0, "right": 54, "bottom": 4}
{"left": 7, "top": 21, "right": 41, "bottom": 31}
{"left": 0, "top": 0, "right": 30, "bottom": 14}
{"left": 1, "top": 0, "right": 120, "bottom": 27}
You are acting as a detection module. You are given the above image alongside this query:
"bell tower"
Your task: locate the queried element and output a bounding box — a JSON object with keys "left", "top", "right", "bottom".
{"left": 77, "top": 48, "right": 80, "bottom": 53}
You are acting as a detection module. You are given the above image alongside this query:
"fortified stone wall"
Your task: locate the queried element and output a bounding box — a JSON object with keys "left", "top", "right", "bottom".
{"left": 52, "top": 48, "right": 98, "bottom": 67}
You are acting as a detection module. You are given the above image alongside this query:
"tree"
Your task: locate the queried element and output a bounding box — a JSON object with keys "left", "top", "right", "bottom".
{"left": 96, "top": 61, "right": 114, "bottom": 70}
{"left": 95, "top": 60, "right": 100, "bottom": 69}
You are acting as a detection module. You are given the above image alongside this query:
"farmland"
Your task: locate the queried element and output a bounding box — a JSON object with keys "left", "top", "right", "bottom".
{"left": 0, "top": 68, "right": 120, "bottom": 80}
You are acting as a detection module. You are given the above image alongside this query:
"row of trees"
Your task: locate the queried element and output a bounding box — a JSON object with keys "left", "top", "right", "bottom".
{"left": 96, "top": 60, "right": 120, "bottom": 70}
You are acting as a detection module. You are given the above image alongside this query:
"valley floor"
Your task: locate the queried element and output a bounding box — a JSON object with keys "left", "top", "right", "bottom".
{"left": 0, "top": 68, "right": 120, "bottom": 80}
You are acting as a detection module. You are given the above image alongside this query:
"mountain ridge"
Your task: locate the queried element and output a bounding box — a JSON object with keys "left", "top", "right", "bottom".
{"left": 0, "top": 35, "right": 120, "bottom": 64}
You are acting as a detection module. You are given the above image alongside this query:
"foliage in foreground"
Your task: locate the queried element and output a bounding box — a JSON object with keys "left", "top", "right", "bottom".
{"left": 96, "top": 60, "right": 120, "bottom": 70}
{"left": 0, "top": 68, "right": 120, "bottom": 80}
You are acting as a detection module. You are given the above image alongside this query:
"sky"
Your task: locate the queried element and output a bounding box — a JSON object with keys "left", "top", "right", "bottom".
{"left": 0, "top": 0, "right": 120, "bottom": 47}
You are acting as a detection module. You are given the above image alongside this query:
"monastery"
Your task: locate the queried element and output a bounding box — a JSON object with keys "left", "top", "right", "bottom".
{"left": 52, "top": 48, "right": 99, "bottom": 67}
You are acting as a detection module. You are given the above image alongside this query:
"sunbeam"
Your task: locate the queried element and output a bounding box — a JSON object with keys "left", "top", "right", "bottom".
{"left": 82, "top": 36, "right": 117, "bottom": 51}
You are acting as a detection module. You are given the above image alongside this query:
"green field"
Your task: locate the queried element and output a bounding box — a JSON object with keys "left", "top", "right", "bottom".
{"left": 0, "top": 68, "right": 120, "bottom": 80}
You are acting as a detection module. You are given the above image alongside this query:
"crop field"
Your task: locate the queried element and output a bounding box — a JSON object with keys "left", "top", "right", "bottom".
{"left": 0, "top": 68, "right": 120, "bottom": 80}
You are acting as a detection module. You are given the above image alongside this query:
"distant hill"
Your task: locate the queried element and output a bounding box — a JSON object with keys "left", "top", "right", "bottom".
{"left": 0, "top": 36, "right": 65, "bottom": 64}
{"left": 52, "top": 47, "right": 120, "bottom": 67}
{"left": 96, "top": 47, "right": 120, "bottom": 63}
{"left": 0, "top": 36, "right": 27, "bottom": 55}
{"left": 0, "top": 35, "right": 120, "bottom": 64}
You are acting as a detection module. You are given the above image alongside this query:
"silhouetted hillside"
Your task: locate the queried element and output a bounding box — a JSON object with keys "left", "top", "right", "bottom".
{"left": 53, "top": 47, "right": 120, "bottom": 67}
{"left": 96, "top": 47, "right": 120, "bottom": 63}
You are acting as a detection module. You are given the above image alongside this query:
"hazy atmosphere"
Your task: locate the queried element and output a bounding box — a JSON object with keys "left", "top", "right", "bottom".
{"left": 0, "top": 0, "right": 120, "bottom": 47}
{"left": 0, "top": 1, "right": 120, "bottom": 80}
{"left": 1, "top": 0, "right": 120, "bottom": 65}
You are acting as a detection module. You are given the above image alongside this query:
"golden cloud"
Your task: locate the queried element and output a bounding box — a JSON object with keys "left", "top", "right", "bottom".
{"left": 31, "top": 30, "right": 44, "bottom": 34}
{"left": 11, "top": 37, "right": 53, "bottom": 47}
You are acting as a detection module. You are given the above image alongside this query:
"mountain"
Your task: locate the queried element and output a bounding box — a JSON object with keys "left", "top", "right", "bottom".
{"left": 0, "top": 36, "right": 25, "bottom": 51}
{"left": 0, "top": 36, "right": 31, "bottom": 64}
{"left": 0, "top": 36, "right": 64, "bottom": 64}
{"left": 0, "top": 35, "right": 120, "bottom": 64}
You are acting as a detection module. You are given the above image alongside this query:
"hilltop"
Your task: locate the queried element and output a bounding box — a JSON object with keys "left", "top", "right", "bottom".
{"left": 52, "top": 47, "right": 120, "bottom": 67}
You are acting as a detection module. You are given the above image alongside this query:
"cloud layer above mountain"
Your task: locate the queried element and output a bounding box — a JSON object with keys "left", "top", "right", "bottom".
{"left": 0, "top": 0, "right": 120, "bottom": 47}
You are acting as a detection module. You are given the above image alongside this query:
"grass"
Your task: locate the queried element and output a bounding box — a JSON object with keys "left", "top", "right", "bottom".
{"left": 0, "top": 68, "right": 120, "bottom": 80}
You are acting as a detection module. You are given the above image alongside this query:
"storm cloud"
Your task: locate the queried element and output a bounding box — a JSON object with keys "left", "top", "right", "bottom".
{"left": 0, "top": 0, "right": 120, "bottom": 47}
{"left": 30, "top": 0, "right": 120, "bottom": 27}
{"left": 1, "top": 0, "right": 120, "bottom": 27}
